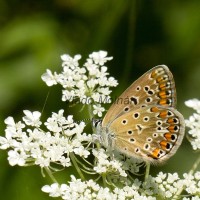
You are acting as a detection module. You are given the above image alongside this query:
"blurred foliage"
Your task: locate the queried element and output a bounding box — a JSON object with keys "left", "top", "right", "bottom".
{"left": 1, "top": 0, "right": 200, "bottom": 199}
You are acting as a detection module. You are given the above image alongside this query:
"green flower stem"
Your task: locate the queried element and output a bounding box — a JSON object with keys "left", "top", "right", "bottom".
{"left": 88, "top": 103, "right": 94, "bottom": 121}
{"left": 102, "top": 173, "right": 107, "bottom": 187}
{"left": 70, "top": 152, "right": 85, "bottom": 181}
{"left": 144, "top": 162, "right": 150, "bottom": 184}
{"left": 44, "top": 167, "right": 58, "bottom": 183}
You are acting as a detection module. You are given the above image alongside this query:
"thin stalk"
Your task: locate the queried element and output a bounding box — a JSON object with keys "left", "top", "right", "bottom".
{"left": 102, "top": 173, "right": 107, "bottom": 188}
{"left": 44, "top": 167, "right": 58, "bottom": 183}
{"left": 144, "top": 162, "right": 150, "bottom": 184}
{"left": 70, "top": 152, "right": 85, "bottom": 181}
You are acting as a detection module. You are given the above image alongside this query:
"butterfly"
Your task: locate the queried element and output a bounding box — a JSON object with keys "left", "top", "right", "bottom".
{"left": 94, "top": 65, "right": 185, "bottom": 164}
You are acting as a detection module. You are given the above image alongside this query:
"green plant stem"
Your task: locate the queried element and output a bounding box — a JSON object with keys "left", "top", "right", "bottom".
{"left": 87, "top": 103, "right": 94, "bottom": 121}
{"left": 144, "top": 162, "right": 150, "bottom": 184}
{"left": 70, "top": 152, "right": 85, "bottom": 181}
{"left": 102, "top": 173, "right": 107, "bottom": 187}
{"left": 44, "top": 167, "right": 58, "bottom": 183}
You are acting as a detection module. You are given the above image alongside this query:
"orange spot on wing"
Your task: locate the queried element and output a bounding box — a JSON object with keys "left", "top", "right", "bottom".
{"left": 168, "top": 125, "right": 176, "bottom": 132}
{"left": 150, "top": 106, "right": 159, "bottom": 112}
{"left": 167, "top": 118, "right": 174, "bottom": 124}
{"left": 156, "top": 77, "right": 163, "bottom": 83}
{"left": 151, "top": 71, "right": 157, "bottom": 78}
{"left": 159, "top": 99, "right": 167, "bottom": 106}
{"left": 164, "top": 133, "right": 172, "bottom": 140}
{"left": 158, "top": 110, "right": 168, "bottom": 118}
{"left": 151, "top": 148, "right": 160, "bottom": 159}
{"left": 160, "top": 140, "right": 168, "bottom": 150}
{"left": 159, "top": 83, "right": 166, "bottom": 89}
{"left": 158, "top": 92, "right": 167, "bottom": 99}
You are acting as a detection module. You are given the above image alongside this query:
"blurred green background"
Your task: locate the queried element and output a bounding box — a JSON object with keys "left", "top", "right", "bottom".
{"left": 1, "top": 0, "right": 200, "bottom": 199}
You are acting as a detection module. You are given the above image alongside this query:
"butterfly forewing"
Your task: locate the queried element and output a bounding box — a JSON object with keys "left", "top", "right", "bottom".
{"left": 102, "top": 65, "right": 176, "bottom": 127}
{"left": 106, "top": 105, "right": 185, "bottom": 164}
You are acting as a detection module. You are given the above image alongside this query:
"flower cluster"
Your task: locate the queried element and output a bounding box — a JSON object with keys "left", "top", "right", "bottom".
{"left": 93, "top": 148, "right": 127, "bottom": 177}
{"left": 42, "top": 172, "right": 200, "bottom": 199}
{"left": 92, "top": 148, "right": 142, "bottom": 186}
{"left": 41, "top": 175, "right": 153, "bottom": 200}
{"left": 0, "top": 110, "right": 91, "bottom": 167}
{"left": 185, "top": 99, "right": 200, "bottom": 150}
{"left": 42, "top": 51, "right": 118, "bottom": 117}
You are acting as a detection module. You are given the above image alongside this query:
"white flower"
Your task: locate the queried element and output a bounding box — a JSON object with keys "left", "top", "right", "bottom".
{"left": 41, "top": 69, "right": 57, "bottom": 86}
{"left": 61, "top": 54, "right": 81, "bottom": 68}
{"left": 155, "top": 172, "right": 166, "bottom": 183}
{"left": 185, "top": 99, "right": 200, "bottom": 113}
{"left": 8, "top": 150, "right": 27, "bottom": 166}
{"left": 42, "top": 183, "right": 65, "bottom": 197}
{"left": 73, "top": 145, "right": 90, "bottom": 158}
{"left": 93, "top": 104, "right": 105, "bottom": 117}
{"left": 23, "top": 110, "right": 41, "bottom": 127}
{"left": 60, "top": 156, "right": 71, "bottom": 167}
{"left": 35, "top": 156, "right": 50, "bottom": 167}
{"left": 89, "top": 51, "right": 113, "bottom": 66}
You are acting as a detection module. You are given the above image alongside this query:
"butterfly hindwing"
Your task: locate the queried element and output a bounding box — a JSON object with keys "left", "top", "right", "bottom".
{"left": 106, "top": 105, "right": 185, "bottom": 164}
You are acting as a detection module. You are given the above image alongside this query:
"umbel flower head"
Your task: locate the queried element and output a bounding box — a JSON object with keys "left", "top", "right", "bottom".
{"left": 42, "top": 50, "right": 118, "bottom": 117}
{"left": 0, "top": 109, "right": 91, "bottom": 167}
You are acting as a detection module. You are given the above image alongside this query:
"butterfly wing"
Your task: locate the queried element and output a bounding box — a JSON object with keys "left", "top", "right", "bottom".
{"left": 106, "top": 105, "right": 185, "bottom": 164}
{"left": 102, "top": 65, "right": 176, "bottom": 127}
